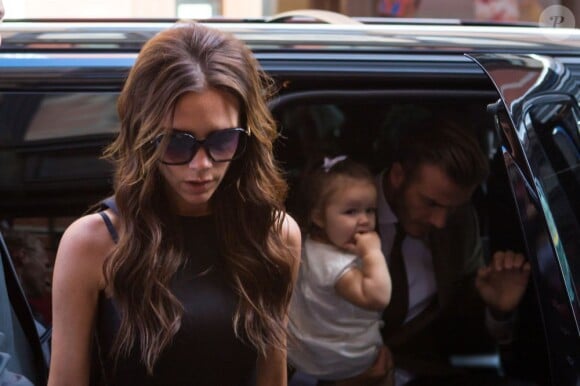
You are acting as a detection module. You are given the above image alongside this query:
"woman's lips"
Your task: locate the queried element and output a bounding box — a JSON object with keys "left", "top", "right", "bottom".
{"left": 184, "top": 179, "right": 213, "bottom": 192}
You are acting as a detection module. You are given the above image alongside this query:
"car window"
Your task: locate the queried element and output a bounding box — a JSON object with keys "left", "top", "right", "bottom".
{"left": 0, "top": 92, "right": 119, "bottom": 144}
{"left": 272, "top": 98, "right": 497, "bottom": 223}
{"left": 524, "top": 96, "right": 580, "bottom": 306}
{"left": 0, "top": 92, "right": 116, "bottom": 206}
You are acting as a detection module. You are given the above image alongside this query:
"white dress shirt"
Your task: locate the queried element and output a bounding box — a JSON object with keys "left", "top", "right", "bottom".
{"left": 375, "top": 171, "right": 437, "bottom": 323}
{"left": 376, "top": 170, "right": 514, "bottom": 344}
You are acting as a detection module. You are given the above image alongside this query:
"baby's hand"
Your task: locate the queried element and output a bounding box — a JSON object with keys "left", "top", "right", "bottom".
{"left": 349, "top": 231, "right": 381, "bottom": 257}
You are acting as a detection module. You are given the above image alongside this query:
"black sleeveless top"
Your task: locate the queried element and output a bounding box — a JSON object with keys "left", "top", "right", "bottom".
{"left": 95, "top": 214, "right": 257, "bottom": 386}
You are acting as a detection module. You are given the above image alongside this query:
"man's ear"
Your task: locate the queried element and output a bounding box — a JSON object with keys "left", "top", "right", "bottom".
{"left": 390, "top": 162, "right": 405, "bottom": 189}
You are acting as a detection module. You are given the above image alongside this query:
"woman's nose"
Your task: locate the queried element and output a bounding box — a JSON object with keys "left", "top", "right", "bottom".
{"left": 188, "top": 146, "right": 213, "bottom": 169}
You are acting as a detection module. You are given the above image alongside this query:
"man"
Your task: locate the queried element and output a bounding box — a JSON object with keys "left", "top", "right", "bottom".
{"left": 376, "top": 119, "right": 530, "bottom": 384}
{"left": 4, "top": 230, "right": 52, "bottom": 326}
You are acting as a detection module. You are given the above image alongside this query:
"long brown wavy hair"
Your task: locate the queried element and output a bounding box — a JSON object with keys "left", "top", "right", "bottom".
{"left": 102, "top": 22, "right": 293, "bottom": 373}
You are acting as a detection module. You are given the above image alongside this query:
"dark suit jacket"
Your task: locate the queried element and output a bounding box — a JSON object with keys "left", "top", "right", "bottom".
{"left": 383, "top": 205, "right": 494, "bottom": 377}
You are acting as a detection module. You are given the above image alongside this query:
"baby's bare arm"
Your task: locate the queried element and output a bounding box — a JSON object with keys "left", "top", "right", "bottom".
{"left": 335, "top": 232, "right": 392, "bottom": 310}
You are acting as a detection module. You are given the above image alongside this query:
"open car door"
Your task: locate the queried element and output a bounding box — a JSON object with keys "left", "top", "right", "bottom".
{"left": 468, "top": 53, "right": 580, "bottom": 385}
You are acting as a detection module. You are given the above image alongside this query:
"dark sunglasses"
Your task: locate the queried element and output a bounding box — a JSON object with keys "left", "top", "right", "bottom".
{"left": 153, "top": 127, "right": 249, "bottom": 165}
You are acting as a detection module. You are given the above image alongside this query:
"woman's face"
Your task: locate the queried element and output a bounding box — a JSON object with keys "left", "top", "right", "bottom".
{"left": 158, "top": 88, "right": 241, "bottom": 216}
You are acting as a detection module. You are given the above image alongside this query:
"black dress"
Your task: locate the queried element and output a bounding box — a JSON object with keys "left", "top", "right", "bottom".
{"left": 95, "top": 214, "right": 257, "bottom": 386}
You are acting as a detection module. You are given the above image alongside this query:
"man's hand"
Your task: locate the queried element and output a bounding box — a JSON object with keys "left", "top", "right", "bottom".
{"left": 475, "top": 250, "right": 531, "bottom": 315}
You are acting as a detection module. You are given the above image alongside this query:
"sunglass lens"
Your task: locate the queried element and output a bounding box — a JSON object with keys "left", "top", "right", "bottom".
{"left": 163, "top": 132, "right": 196, "bottom": 164}
{"left": 206, "top": 129, "right": 242, "bottom": 162}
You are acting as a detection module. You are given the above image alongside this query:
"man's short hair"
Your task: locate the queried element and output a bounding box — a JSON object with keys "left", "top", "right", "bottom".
{"left": 392, "top": 118, "right": 490, "bottom": 188}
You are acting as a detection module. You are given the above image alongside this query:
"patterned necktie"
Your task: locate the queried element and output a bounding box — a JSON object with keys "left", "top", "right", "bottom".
{"left": 381, "top": 222, "right": 408, "bottom": 341}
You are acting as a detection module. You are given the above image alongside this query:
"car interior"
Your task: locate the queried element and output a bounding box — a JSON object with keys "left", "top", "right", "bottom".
{"left": 270, "top": 94, "right": 551, "bottom": 385}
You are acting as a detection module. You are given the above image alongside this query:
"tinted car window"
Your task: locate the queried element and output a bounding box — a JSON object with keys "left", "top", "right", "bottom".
{"left": 0, "top": 92, "right": 118, "bottom": 144}
{"left": 525, "top": 97, "right": 580, "bottom": 307}
{"left": 0, "top": 92, "right": 116, "bottom": 217}
{"left": 273, "top": 99, "right": 496, "bottom": 230}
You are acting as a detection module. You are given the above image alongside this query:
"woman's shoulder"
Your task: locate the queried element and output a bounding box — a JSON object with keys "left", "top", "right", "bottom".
{"left": 278, "top": 212, "right": 301, "bottom": 251}
{"left": 279, "top": 211, "right": 300, "bottom": 240}
{"left": 54, "top": 212, "right": 117, "bottom": 289}
{"left": 62, "top": 211, "right": 117, "bottom": 248}
{"left": 277, "top": 211, "right": 302, "bottom": 280}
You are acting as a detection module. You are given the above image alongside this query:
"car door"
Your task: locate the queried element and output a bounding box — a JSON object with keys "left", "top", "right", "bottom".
{"left": 468, "top": 53, "right": 580, "bottom": 386}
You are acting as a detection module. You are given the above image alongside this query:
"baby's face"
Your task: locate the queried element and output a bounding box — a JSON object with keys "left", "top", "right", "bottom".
{"left": 314, "top": 177, "right": 377, "bottom": 251}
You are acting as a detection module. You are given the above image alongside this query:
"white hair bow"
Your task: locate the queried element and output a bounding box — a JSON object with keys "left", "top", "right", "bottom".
{"left": 322, "top": 155, "right": 347, "bottom": 172}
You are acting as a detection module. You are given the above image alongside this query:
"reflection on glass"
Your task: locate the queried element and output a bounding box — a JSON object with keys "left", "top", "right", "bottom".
{"left": 0, "top": 92, "right": 119, "bottom": 143}
{"left": 526, "top": 98, "right": 580, "bottom": 309}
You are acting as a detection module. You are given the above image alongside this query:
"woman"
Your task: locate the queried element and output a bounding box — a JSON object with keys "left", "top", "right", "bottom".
{"left": 48, "top": 22, "right": 301, "bottom": 386}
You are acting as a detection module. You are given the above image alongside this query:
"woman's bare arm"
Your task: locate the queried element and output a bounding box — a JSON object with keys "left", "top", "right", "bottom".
{"left": 48, "top": 212, "right": 115, "bottom": 386}
{"left": 255, "top": 213, "right": 301, "bottom": 386}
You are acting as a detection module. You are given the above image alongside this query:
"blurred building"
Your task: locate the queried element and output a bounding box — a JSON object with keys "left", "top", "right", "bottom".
{"left": 2, "top": 0, "right": 578, "bottom": 27}
{"left": 2, "top": 0, "right": 265, "bottom": 19}
{"left": 278, "top": 0, "right": 574, "bottom": 24}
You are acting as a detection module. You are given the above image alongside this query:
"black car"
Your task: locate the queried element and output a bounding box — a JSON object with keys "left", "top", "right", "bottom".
{"left": 0, "top": 13, "right": 578, "bottom": 386}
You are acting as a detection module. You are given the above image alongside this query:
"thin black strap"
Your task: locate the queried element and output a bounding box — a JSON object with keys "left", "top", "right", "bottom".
{"left": 99, "top": 211, "right": 119, "bottom": 244}
{"left": 101, "top": 196, "right": 118, "bottom": 215}
{"left": 382, "top": 222, "right": 408, "bottom": 340}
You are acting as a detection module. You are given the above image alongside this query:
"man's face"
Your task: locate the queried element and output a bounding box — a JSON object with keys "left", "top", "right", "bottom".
{"left": 16, "top": 242, "right": 52, "bottom": 298}
{"left": 388, "top": 162, "right": 475, "bottom": 238}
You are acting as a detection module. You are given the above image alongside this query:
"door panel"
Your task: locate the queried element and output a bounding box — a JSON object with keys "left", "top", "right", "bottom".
{"left": 470, "top": 53, "right": 580, "bottom": 385}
